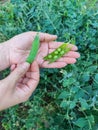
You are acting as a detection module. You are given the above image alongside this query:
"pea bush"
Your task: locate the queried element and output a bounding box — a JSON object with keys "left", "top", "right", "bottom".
{"left": 0, "top": 0, "right": 98, "bottom": 130}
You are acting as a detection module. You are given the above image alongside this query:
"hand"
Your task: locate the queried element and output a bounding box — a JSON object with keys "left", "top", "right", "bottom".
{"left": 0, "top": 61, "right": 39, "bottom": 111}
{"left": 37, "top": 41, "right": 80, "bottom": 68}
{"left": 7, "top": 31, "right": 80, "bottom": 70}
{"left": 0, "top": 41, "right": 10, "bottom": 70}
{"left": 0, "top": 31, "right": 80, "bottom": 71}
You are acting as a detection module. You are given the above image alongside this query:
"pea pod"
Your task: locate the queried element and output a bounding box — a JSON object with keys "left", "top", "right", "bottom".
{"left": 44, "top": 43, "right": 72, "bottom": 64}
{"left": 26, "top": 33, "right": 40, "bottom": 64}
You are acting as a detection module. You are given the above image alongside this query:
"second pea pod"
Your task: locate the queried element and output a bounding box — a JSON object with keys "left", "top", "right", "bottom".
{"left": 44, "top": 43, "right": 72, "bottom": 63}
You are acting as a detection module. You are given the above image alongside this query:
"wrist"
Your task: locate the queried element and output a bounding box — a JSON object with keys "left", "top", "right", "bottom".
{"left": 0, "top": 41, "right": 10, "bottom": 71}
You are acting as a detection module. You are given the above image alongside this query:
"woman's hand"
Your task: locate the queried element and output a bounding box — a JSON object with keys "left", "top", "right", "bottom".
{"left": 0, "top": 61, "right": 39, "bottom": 111}
{"left": 0, "top": 41, "right": 10, "bottom": 70}
{"left": 0, "top": 31, "right": 80, "bottom": 71}
{"left": 7, "top": 31, "right": 80, "bottom": 70}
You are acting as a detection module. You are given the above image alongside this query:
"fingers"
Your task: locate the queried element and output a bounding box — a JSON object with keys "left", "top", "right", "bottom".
{"left": 41, "top": 57, "right": 77, "bottom": 68}
{"left": 39, "top": 32, "right": 57, "bottom": 42}
{"left": 7, "top": 62, "right": 30, "bottom": 88}
{"left": 8, "top": 61, "right": 40, "bottom": 105}
{"left": 42, "top": 61, "right": 67, "bottom": 68}
{"left": 57, "top": 57, "right": 76, "bottom": 64}
{"left": 10, "top": 64, "right": 16, "bottom": 71}
{"left": 24, "top": 31, "right": 57, "bottom": 42}
{"left": 63, "top": 51, "right": 80, "bottom": 58}
{"left": 23, "top": 61, "right": 40, "bottom": 95}
{"left": 49, "top": 41, "right": 78, "bottom": 51}
{"left": 42, "top": 56, "right": 77, "bottom": 68}
{"left": 26, "top": 72, "right": 39, "bottom": 79}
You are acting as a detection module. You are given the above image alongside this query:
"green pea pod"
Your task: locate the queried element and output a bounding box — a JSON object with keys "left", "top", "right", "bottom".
{"left": 44, "top": 43, "right": 72, "bottom": 64}
{"left": 26, "top": 33, "right": 40, "bottom": 64}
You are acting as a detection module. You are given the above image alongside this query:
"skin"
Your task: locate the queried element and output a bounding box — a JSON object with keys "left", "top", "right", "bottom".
{"left": 0, "top": 61, "right": 39, "bottom": 111}
{"left": 0, "top": 31, "right": 80, "bottom": 111}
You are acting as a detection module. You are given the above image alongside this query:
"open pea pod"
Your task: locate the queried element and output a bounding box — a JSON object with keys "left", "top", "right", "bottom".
{"left": 44, "top": 43, "right": 72, "bottom": 64}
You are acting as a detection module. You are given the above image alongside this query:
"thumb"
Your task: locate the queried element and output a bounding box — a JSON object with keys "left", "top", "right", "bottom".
{"left": 7, "top": 62, "right": 30, "bottom": 85}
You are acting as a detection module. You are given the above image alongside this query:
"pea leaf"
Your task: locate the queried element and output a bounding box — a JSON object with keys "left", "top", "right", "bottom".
{"left": 69, "top": 101, "right": 76, "bottom": 109}
{"left": 94, "top": 74, "right": 98, "bottom": 82}
{"left": 79, "top": 98, "right": 89, "bottom": 110}
{"left": 81, "top": 73, "right": 90, "bottom": 82}
{"left": 58, "top": 91, "right": 70, "bottom": 99}
{"left": 74, "top": 118, "right": 88, "bottom": 128}
{"left": 63, "top": 78, "right": 76, "bottom": 87}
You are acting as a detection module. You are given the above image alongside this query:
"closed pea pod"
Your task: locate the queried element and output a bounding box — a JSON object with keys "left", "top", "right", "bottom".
{"left": 26, "top": 33, "right": 40, "bottom": 64}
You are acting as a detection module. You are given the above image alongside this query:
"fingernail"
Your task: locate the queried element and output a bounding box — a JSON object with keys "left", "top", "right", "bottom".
{"left": 21, "top": 62, "right": 30, "bottom": 69}
{"left": 53, "top": 35, "right": 57, "bottom": 38}
{"left": 73, "top": 46, "right": 78, "bottom": 50}
{"left": 77, "top": 53, "right": 80, "bottom": 58}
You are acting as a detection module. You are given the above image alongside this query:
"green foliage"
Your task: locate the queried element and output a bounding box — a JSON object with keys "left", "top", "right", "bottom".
{"left": 0, "top": 0, "right": 98, "bottom": 130}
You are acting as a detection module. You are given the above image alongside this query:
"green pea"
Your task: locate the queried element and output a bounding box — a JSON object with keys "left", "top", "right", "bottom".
{"left": 54, "top": 55, "right": 58, "bottom": 59}
{"left": 26, "top": 33, "right": 40, "bottom": 64}
{"left": 48, "top": 55, "right": 52, "bottom": 58}
{"left": 60, "top": 50, "right": 65, "bottom": 55}
{"left": 57, "top": 48, "right": 62, "bottom": 52}
{"left": 54, "top": 51, "right": 59, "bottom": 54}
